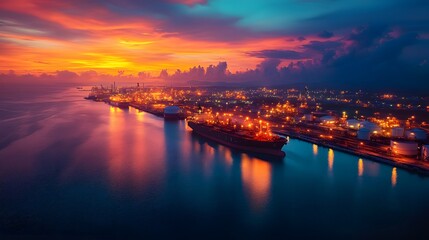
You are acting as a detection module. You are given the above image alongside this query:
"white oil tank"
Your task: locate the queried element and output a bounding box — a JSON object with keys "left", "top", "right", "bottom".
{"left": 405, "top": 128, "right": 427, "bottom": 140}
{"left": 391, "top": 127, "right": 405, "bottom": 138}
{"left": 346, "top": 119, "right": 361, "bottom": 129}
{"left": 390, "top": 140, "right": 418, "bottom": 156}
{"left": 360, "top": 121, "right": 381, "bottom": 133}
{"left": 357, "top": 128, "right": 371, "bottom": 140}
{"left": 164, "top": 106, "right": 182, "bottom": 120}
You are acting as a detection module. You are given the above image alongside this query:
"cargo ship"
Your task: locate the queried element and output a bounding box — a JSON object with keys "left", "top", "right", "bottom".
{"left": 188, "top": 120, "right": 287, "bottom": 157}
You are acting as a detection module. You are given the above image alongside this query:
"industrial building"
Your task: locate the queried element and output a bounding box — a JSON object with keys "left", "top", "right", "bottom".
{"left": 390, "top": 140, "right": 418, "bottom": 157}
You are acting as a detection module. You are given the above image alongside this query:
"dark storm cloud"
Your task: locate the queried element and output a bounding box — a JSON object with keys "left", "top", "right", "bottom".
{"left": 172, "top": 26, "right": 428, "bottom": 91}
{"left": 165, "top": 62, "right": 228, "bottom": 81}
{"left": 348, "top": 25, "right": 389, "bottom": 48}
{"left": 303, "top": 41, "right": 343, "bottom": 52}
{"left": 317, "top": 30, "right": 333, "bottom": 39}
{"left": 302, "top": 41, "right": 343, "bottom": 64}
{"left": 289, "top": 29, "right": 427, "bottom": 91}
{"left": 257, "top": 58, "right": 281, "bottom": 80}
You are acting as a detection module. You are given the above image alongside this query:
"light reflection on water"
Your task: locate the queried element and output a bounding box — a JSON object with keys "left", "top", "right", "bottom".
{"left": 109, "top": 105, "right": 170, "bottom": 193}
{"left": 241, "top": 154, "right": 271, "bottom": 210}
{"left": 108, "top": 106, "right": 126, "bottom": 188}
{"left": 1, "top": 85, "right": 429, "bottom": 238}
{"left": 223, "top": 146, "right": 234, "bottom": 166}
{"left": 392, "top": 167, "right": 398, "bottom": 187}
{"left": 328, "top": 148, "right": 334, "bottom": 172}
{"left": 358, "top": 158, "right": 364, "bottom": 177}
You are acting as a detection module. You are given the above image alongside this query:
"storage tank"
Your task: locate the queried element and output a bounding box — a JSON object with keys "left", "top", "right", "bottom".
{"left": 422, "top": 145, "right": 429, "bottom": 161}
{"left": 357, "top": 128, "right": 371, "bottom": 140}
{"left": 390, "top": 140, "right": 418, "bottom": 156}
{"left": 346, "top": 119, "right": 360, "bottom": 129}
{"left": 405, "top": 128, "right": 427, "bottom": 140}
{"left": 360, "top": 121, "right": 381, "bottom": 133}
{"left": 391, "top": 127, "right": 405, "bottom": 138}
{"left": 163, "top": 106, "right": 183, "bottom": 120}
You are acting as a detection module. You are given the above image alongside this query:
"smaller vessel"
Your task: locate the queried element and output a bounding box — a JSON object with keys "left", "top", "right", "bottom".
{"left": 109, "top": 100, "right": 129, "bottom": 109}
{"left": 107, "top": 94, "right": 130, "bottom": 109}
{"left": 164, "top": 106, "right": 185, "bottom": 120}
{"left": 84, "top": 94, "right": 96, "bottom": 100}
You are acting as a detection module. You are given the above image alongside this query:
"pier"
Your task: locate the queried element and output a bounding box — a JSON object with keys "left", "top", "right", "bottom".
{"left": 275, "top": 129, "right": 429, "bottom": 176}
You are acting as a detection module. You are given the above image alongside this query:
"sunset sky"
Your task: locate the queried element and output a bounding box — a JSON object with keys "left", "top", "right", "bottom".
{"left": 1, "top": 0, "right": 428, "bottom": 89}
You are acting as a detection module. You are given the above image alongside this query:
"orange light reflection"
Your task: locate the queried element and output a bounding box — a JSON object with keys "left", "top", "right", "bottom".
{"left": 328, "top": 149, "right": 334, "bottom": 172}
{"left": 391, "top": 167, "right": 397, "bottom": 187}
{"left": 108, "top": 106, "right": 126, "bottom": 188}
{"left": 241, "top": 155, "right": 272, "bottom": 210}
{"left": 313, "top": 144, "right": 318, "bottom": 156}
{"left": 108, "top": 106, "right": 165, "bottom": 191}
{"left": 358, "top": 158, "right": 364, "bottom": 177}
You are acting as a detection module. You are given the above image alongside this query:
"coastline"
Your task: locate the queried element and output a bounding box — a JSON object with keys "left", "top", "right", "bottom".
{"left": 99, "top": 98, "right": 429, "bottom": 176}
{"left": 129, "top": 103, "right": 164, "bottom": 117}
{"left": 275, "top": 130, "right": 429, "bottom": 176}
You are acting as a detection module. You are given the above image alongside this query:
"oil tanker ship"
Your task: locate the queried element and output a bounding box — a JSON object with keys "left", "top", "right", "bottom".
{"left": 188, "top": 120, "right": 287, "bottom": 157}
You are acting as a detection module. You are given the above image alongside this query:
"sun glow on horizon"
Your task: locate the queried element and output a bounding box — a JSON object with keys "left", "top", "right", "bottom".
{"left": 0, "top": 0, "right": 320, "bottom": 77}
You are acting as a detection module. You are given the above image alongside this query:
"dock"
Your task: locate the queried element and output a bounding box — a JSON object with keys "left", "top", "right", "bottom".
{"left": 275, "top": 130, "right": 429, "bottom": 176}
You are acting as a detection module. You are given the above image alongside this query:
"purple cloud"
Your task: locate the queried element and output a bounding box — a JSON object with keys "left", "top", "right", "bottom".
{"left": 247, "top": 50, "right": 308, "bottom": 60}
{"left": 318, "top": 30, "right": 334, "bottom": 39}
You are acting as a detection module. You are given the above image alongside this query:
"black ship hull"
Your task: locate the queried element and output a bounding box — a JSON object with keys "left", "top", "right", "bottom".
{"left": 188, "top": 121, "right": 287, "bottom": 157}
{"left": 109, "top": 101, "right": 129, "bottom": 109}
{"left": 164, "top": 113, "right": 186, "bottom": 120}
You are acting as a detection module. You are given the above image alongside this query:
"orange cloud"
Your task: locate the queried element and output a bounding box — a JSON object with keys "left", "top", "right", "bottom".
{"left": 0, "top": 0, "right": 311, "bottom": 76}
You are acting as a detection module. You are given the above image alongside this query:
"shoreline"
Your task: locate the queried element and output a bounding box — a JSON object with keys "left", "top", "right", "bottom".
{"left": 101, "top": 99, "right": 429, "bottom": 176}
{"left": 129, "top": 103, "right": 164, "bottom": 117}
{"left": 275, "top": 130, "right": 429, "bottom": 176}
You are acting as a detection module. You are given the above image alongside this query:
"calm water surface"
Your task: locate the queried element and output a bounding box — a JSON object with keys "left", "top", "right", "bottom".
{"left": 1, "top": 84, "right": 429, "bottom": 239}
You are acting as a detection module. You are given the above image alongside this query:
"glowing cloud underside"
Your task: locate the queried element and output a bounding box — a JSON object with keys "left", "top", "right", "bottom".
{"left": 0, "top": 0, "right": 428, "bottom": 90}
